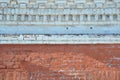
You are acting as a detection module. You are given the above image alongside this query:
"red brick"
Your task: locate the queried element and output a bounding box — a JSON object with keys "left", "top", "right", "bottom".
{"left": 0, "top": 71, "right": 5, "bottom": 80}
{"left": 6, "top": 72, "right": 14, "bottom": 80}
{"left": 0, "top": 65, "right": 6, "bottom": 69}
{"left": 3, "top": 62, "right": 14, "bottom": 68}
{"left": 0, "top": 44, "right": 120, "bottom": 80}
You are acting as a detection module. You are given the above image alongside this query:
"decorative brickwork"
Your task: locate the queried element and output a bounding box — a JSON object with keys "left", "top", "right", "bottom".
{"left": 0, "top": 0, "right": 120, "bottom": 35}
{"left": 0, "top": 0, "right": 120, "bottom": 25}
{"left": 0, "top": 44, "right": 120, "bottom": 80}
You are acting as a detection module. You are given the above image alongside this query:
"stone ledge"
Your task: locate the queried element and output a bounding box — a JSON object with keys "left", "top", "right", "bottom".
{"left": 0, "top": 34, "right": 120, "bottom": 44}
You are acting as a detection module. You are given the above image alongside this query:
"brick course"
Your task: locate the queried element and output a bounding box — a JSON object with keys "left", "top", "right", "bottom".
{"left": 0, "top": 44, "right": 120, "bottom": 80}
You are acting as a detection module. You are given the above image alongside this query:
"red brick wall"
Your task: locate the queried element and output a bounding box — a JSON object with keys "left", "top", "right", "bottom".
{"left": 0, "top": 44, "right": 120, "bottom": 80}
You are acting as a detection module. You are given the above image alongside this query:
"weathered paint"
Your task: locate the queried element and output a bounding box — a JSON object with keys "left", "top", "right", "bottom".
{"left": 0, "top": 25, "right": 120, "bottom": 34}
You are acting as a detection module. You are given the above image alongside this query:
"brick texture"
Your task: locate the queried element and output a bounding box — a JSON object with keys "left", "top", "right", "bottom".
{"left": 0, "top": 44, "right": 120, "bottom": 80}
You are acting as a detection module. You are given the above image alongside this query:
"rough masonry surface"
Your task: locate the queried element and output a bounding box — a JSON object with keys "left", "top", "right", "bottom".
{"left": 0, "top": 44, "right": 120, "bottom": 80}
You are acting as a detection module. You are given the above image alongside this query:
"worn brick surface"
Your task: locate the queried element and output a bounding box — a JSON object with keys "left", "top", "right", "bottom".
{"left": 0, "top": 44, "right": 120, "bottom": 80}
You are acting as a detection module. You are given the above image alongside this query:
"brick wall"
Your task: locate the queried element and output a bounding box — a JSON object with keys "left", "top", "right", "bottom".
{"left": 0, "top": 44, "right": 120, "bottom": 80}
